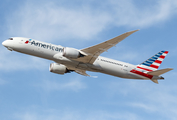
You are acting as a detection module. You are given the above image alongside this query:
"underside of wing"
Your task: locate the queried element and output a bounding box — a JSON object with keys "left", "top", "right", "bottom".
{"left": 74, "top": 70, "right": 90, "bottom": 76}
{"left": 75, "top": 30, "right": 139, "bottom": 64}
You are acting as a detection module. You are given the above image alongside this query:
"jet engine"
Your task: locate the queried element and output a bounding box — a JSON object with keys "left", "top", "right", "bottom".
{"left": 49, "top": 63, "right": 70, "bottom": 75}
{"left": 63, "top": 47, "right": 85, "bottom": 59}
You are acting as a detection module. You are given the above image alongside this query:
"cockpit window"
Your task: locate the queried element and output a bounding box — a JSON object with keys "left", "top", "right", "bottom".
{"left": 8, "top": 38, "right": 13, "bottom": 40}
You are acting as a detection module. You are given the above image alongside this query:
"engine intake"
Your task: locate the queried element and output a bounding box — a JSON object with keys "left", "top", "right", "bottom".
{"left": 49, "top": 63, "right": 70, "bottom": 75}
{"left": 63, "top": 47, "right": 85, "bottom": 59}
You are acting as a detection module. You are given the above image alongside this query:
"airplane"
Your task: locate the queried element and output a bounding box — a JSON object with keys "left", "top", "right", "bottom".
{"left": 2, "top": 30, "right": 173, "bottom": 84}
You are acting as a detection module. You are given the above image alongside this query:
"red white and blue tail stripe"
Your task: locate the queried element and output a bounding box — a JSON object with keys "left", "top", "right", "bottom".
{"left": 137, "top": 51, "right": 169, "bottom": 72}
{"left": 130, "top": 51, "right": 172, "bottom": 83}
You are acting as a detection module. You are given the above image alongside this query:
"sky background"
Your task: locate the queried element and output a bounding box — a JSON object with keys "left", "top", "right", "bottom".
{"left": 0, "top": 0, "right": 177, "bottom": 120}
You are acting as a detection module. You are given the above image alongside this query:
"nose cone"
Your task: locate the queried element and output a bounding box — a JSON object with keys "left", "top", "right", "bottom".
{"left": 2, "top": 41, "right": 7, "bottom": 47}
{"left": 2, "top": 40, "right": 14, "bottom": 51}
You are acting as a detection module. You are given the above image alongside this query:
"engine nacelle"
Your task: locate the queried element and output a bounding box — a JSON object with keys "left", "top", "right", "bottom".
{"left": 49, "top": 63, "right": 69, "bottom": 75}
{"left": 63, "top": 47, "right": 85, "bottom": 59}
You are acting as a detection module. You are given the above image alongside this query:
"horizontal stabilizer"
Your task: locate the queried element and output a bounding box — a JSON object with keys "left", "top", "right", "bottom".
{"left": 151, "top": 79, "right": 159, "bottom": 84}
{"left": 147, "top": 68, "right": 173, "bottom": 76}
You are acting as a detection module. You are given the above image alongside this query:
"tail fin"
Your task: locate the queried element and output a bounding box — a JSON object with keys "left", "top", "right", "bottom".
{"left": 137, "top": 51, "right": 169, "bottom": 72}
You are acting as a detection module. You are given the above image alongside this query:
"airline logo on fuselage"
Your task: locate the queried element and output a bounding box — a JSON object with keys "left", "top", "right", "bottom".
{"left": 25, "top": 39, "right": 63, "bottom": 52}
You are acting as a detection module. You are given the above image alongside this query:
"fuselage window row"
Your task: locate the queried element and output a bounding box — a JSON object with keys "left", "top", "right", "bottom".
{"left": 101, "top": 59, "right": 123, "bottom": 66}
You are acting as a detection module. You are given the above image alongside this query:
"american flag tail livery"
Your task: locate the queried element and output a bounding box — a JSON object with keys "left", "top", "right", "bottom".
{"left": 131, "top": 51, "right": 173, "bottom": 84}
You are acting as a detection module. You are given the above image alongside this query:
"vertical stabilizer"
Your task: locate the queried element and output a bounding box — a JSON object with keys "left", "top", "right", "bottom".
{"left": 137, "top": 51, "right": 169, "bottom": 72}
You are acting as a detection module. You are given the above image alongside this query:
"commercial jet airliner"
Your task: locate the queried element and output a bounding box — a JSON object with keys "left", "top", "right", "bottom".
{"left": 2, "top": 30, "right": 173, "bottom": 83}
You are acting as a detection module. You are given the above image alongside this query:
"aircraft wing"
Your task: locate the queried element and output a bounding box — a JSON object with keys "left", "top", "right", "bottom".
{"left": 75, "top": 70, "right": 90, "bottom": 76}
{"left": 76, "top": 30, "right": 139, "bottom": 64}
